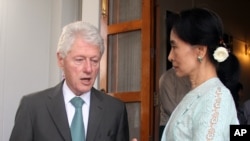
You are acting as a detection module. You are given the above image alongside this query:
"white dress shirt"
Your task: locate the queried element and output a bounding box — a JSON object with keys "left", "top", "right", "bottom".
{"left": 63, "top": 81, "right": 90, "bottom": 136}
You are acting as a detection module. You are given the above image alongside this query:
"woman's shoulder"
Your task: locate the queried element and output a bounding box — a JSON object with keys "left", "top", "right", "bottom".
{"left": 203, "top": 78, "right": 231, "bottom": 95}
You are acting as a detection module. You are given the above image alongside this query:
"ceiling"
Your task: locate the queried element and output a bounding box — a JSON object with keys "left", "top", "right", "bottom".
{"left": 160, "top": 0, "right": 250, "bottom": 43}
{"left": 195, "top": 0, "right": 250, "bottom": 42}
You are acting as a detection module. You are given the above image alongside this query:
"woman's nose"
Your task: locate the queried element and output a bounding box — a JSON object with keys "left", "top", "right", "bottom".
{"left": 168, "top": 49, "right": 173, "bottom": 62}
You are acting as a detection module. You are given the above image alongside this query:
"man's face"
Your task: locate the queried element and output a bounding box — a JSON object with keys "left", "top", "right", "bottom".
{"left": 58, "top": 37, "right": 101, "bottom": 95}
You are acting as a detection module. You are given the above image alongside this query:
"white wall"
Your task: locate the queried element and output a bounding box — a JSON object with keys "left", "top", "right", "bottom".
{"left": 0, "top": 0, "right": 98, "bottom": 140}
{"left": 82, "top": 0, "right": 101, "bottom": 88}
{"left": 0, "top": 1, "right": 52, "bottom": 140}
{"left": 0, "top": 0, "right": 5, "bottom": 139}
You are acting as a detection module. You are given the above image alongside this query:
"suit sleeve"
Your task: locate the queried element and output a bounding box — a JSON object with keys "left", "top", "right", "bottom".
{"left": 159, "top": 70, "right": 177, "bottom": 123}
{"left": 243, "top": 100, "right": 250, "bottom": 124}
{"left": 116, "top": 104, "right": 129, "bottom": 141}
{"left": 10, "top": 96, "right": 33, "bottom": 141}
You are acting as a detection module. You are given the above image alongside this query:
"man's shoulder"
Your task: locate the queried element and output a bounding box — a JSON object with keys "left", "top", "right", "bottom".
{"left": 91, "top": 88, "right": 125, "bottom": 106}
{"left": 23, "top": 82, "right": 62, "bottom": 100}
{"left": 163, "top": 68, "right": 175, "bottom": 77}
{"left": 160, "top": 68, "right": 175, "bottom": 82}
{"left": 244, "top": 100, "right": 250, "bottom": 107}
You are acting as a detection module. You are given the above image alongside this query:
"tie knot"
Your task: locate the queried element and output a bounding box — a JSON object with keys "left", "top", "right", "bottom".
{"left": 70, "top": 97, "right": 84, "bottom": 108}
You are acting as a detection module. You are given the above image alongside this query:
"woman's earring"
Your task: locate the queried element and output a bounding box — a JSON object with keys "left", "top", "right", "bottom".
{"left": 197, "top": 56, "right": 203, "bottom": 63}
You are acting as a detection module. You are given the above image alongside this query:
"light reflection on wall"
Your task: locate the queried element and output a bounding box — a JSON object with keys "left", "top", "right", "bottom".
{"left": 234, "top": 40, "right": 250, "bottom": 65}
{"left": 233, "top": 39, "right": 250, "bottom": 102}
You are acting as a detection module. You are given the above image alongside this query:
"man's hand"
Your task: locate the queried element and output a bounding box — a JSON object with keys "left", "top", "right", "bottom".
{"left": 131, "top": 138, "right": 137, "bottom": 141}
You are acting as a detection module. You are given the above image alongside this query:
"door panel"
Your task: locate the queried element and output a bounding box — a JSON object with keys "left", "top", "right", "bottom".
{"left": 100, "top": 0, "right": 153, "bottom": 140}
{"left": 108, "top": 0, "right": 141, "bottom": 24}
{"left": 108, "top": 30, "right": 141, "bottom": 92}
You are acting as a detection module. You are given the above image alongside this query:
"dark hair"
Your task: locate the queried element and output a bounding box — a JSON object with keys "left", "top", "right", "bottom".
{"left": 230, "top": 82, "right": 243, "bottom": 108}
{"left": 172, "top": 8, "right": 241, "bottom": 106}
{"left": 217, "top": 54, "right": 241, "bottom": 108}
{"left": 237, "top": 82, "right": 243, "bottom": 90}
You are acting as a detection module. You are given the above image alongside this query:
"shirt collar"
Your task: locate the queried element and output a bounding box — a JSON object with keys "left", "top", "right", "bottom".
{"left": 63, "top": 81, "right": 91, "bottom": 106}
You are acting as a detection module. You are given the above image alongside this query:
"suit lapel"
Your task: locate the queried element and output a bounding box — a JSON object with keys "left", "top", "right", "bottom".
{"left": 46, "top": 81, "right": 72, "bottom": 141}
{"left": 86, "top": 88, "right": 104, "bottom": 141}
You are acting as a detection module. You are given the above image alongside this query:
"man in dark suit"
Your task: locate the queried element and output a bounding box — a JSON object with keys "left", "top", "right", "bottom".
{"left": 10, "top": 21, "right": 129, "bottom": 141}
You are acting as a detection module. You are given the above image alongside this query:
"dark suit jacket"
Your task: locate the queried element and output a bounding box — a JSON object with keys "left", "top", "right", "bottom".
{"left": 10, "top": 81, "right": 129, "bottom": 141}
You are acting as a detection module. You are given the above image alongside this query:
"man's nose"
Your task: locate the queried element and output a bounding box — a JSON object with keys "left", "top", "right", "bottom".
{"left": 83, "top": 60, "right": 92, "bottom": 73}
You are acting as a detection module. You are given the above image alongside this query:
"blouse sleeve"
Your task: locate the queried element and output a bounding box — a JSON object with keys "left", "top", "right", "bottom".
{"left": 193, "top": 87, "right": 239, "bottom": 141}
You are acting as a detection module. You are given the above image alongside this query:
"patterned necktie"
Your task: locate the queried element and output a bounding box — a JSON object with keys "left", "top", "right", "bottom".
{"left": 70, "top": 97, "right": 85, "bottom": 141}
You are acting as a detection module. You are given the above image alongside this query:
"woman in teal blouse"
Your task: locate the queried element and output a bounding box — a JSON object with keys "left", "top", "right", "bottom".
{"left": 161, "top": 8, "right": 241, "bottom": 141}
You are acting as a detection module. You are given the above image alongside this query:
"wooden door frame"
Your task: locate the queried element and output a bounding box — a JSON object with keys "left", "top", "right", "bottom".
{"left": 99, "top": 0, "right": 154, "bottom": 140}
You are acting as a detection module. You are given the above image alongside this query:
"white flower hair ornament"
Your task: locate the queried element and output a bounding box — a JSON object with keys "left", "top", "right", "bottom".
{"left": 213, "top": 47, "right": 229, "bottom": 62}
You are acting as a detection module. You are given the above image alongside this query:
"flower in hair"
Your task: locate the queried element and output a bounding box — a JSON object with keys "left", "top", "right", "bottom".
{"left": 213, "top": 47, "right": 229, "bottom": 62}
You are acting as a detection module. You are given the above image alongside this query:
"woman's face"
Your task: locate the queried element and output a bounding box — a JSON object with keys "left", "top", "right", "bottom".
{"left": 168, "top": 30, "right": 200, "bottom": 77}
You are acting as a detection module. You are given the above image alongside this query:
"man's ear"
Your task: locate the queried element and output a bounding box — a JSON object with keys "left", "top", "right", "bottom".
{"left": 57, "top": 53, "right": 64, "bottom": 68}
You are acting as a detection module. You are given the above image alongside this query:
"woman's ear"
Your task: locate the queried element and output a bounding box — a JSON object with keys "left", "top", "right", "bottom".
{"left": 197, "top": 45, "right": 207, "bottom": 57}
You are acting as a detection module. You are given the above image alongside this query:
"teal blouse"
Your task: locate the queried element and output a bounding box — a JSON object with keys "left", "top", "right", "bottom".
{"left": 161, "top": 77, "right": 239, "bottom": 141}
